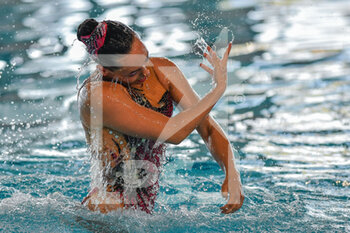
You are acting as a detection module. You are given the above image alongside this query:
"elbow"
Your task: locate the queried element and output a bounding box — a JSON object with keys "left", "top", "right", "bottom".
{"left": 160, "top": 124, "right": 193, "bottom": 145}
{"left": 165, "top": 133, "right": 185, "bottom": 145}
{"left": 166, "top": 137, "right": 182, "bottom": 145}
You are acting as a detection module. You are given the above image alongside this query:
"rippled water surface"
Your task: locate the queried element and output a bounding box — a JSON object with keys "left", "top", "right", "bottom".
{"left": 0, "top": 0, "right": 349, "bottom": 232}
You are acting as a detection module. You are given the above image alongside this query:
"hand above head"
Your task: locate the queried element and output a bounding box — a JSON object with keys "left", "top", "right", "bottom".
{"left": 199, "top": 42, "right": 232, "bottom": 89}
{"left": 220, "top": 171, "right": 244, "bottom": 214}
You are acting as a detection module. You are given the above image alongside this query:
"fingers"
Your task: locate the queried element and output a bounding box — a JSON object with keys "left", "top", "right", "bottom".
{"left": 199, "top": 63, "right": 214, "bottom": 75}
{"left": 222, "top": 42, "right": 232, "bottom": 63}
{"left": 203, "top": 52, "right": 214, "bottom": 66}
{"left": 201, "top": 43, "right": 231, "bottom": 76}
{"left": 202, "top": 46, "right": 219, "bottom": 68}
{"left": 207, "top": 45, "right": 219, "bottom": 62}
{"left": 205, "top": 46, "right": 220, "bottom": 67}
{"left": 220, "top": 204, "right": 241, "bottom": 214}
{"left": 220, "top": 202, "right": 243, "bottom": 214}
{"left": 203, "top": 43, "right": 231, "bottom": 67}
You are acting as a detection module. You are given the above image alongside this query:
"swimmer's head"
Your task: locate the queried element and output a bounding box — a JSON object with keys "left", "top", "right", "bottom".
{"left": 77, "top": 19, "right": 150, "bottom": 84}
{"left": 77, "top": 19, "right": 135, "bottom": 69}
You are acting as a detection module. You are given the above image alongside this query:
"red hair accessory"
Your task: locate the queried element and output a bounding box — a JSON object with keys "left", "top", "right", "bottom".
{"left": 80, "top": 21, "right": 107, "bottom": 55}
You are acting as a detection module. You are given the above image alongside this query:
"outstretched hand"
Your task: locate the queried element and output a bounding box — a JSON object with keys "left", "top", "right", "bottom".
{"left": 199, "top": 42, "right": 232, "bottom": 87}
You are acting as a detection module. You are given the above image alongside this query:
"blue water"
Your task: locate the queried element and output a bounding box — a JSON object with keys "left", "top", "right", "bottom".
{"left": 1, "top": 0, "right": 350, "bottom": 232}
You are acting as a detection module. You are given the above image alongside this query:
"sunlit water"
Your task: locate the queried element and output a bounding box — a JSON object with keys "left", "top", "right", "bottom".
{"left": 0, "top": 0, "right": 350, "bottom": 232}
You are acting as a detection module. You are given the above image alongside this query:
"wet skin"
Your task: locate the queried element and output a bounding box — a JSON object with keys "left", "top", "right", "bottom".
{"left": 80, "top": 36, "right": 244, "bottom": 214}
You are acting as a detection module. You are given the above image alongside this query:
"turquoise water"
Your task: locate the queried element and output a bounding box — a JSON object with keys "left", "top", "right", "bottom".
{"left": 1, "top": 0, "right": 350, "bottom": 232}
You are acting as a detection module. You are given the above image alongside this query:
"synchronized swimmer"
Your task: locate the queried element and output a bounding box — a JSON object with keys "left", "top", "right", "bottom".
{"left": 76, "top": 19, "right": 244, "bottom": 214}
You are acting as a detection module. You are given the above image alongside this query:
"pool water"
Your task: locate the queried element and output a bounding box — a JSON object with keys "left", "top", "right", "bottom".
{"left": 0, "top": 0, "right": 350, "bottom": 232}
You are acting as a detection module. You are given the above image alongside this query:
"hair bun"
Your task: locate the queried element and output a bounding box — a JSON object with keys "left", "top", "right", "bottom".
{"left": 77, "top": 18, "right": 99, "bottom": 42}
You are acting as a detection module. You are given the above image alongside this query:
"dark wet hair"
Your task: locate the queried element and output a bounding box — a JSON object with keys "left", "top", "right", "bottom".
{"left": 77, "top": 18, "right": 135, "bottom": 70}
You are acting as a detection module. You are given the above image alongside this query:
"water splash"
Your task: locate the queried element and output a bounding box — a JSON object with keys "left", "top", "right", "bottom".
{"left": 193, "top": 35, "right": 210, "bottom": 57}
{"left": 193, "top": 27, "right": 234, "bottom": 58}
{"left": 212, "top": 27, "right": 234, "bottom": 58}
{"left": 70, "top": 38, "right": 78, "bottom": 47}
{"left": 75, "top": 58, "right": 94, "bottom": 91}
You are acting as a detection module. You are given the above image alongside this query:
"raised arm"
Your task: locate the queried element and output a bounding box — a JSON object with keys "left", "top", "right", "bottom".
{"left": 79, "top": 44, "right": 231, "bottom": 145}
{"left": 152, "top": 46, "right": 244, "bottom": 214}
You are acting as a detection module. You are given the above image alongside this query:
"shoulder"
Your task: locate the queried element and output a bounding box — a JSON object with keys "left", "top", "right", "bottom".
{"left": 150, "top": 57, "right": 180, "bottom": 91}
{"left": 150, "top": 57, "right": 177, "bottom": 67}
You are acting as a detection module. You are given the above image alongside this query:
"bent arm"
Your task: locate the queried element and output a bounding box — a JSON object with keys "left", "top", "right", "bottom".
{"left": 152, "top": 57, "right": 238, "bottom": 174}
{"left": 80, "top": 44, "right": 229, "bottom": 146}
{"left": 82, "top": 78, "right": 225, "bottom": 145}
{"left": 153, "top": 57, "right": 244, "bottom": 210}
{"left": 155, "top": 82, "right": 225, "bottom": 144}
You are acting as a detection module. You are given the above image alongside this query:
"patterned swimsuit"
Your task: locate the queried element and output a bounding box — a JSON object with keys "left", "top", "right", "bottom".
{"left": 81, "top": 67, "right": 173, "bottom": 214}
{"left": 111, "top": 85, "right": 173, "bottom": 214}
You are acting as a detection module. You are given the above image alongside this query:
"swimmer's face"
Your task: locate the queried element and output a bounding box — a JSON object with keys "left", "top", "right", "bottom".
{"left": 101, "top": 36, "right": 151, "bottom": 85}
